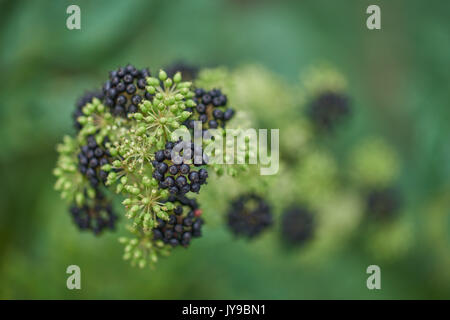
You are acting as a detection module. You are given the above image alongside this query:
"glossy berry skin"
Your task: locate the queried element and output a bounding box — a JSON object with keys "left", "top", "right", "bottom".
{"left": 281, "top": 206, "right": 315, "bottom": 247}
{"left": 102, "top": 64, "right": 151, "bottom": 117}
{"left": 152, "top": 141, "right": 208, "bottom": 196}
{"left": 152, "top": 195, "right": 204, "bottom": 248}
{"left": 366, "top": 188, "right": 400, "bottom": 221}
{"left": 184, "top": 87, "right": 235, "bottom": 131}
{"left": 69, "top": 191, "right": 117, "bottom": 235}
{"left": 73, "top": 90, "right": 104, "bottom": 131}
{"left": 307, "top": 91, "right": 351, "bottom": 132}
{"left": 227, "top": 194, "right": 273, "bottom": 239}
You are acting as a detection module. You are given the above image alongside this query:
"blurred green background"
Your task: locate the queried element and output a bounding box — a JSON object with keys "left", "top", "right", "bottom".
{"left": 1, "top": 0, "right": 449, "bottom": 299}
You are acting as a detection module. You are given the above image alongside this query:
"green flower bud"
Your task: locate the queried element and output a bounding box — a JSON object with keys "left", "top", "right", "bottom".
{"left": 146, "top": 86, "right": 156, "bottom": 94}
{"left": 118, "top": 237, "right": 128, "bottom": 244}
{"left": 164, "top": 78, "right": 173, "bottom": 88}
{"left": 130, "top": 205, "right": 140, "bottom": 213}
{"left": 101, "top": 164, "right": 112, "bottom": 172}
{"left": 108, "top": 171, "right": 117, "bottom": 180}
{"left": 86, "top": 187, "right": 96, "bottom": 199}
{"left": 136, "top": 125, "right": 146, "bottom": 136}
{"left": 147, "top": 77, "right": 160, "bottom": 86}
{"left": 75, "top": 192, "right": 84, "bottom": 206}
{"left": 109, "top": 148, "right": 118, "bottom": 157}
{"left": 142, "top": 176, "right": 151, "bottom": 187}
{"left": 186, "top": 99, "right": 196, "bottom": 107}
{"left": 122, "top": 198, "right": 132, "bottom": 206}
{"left": 112, "top": 160, "right": 121, "bottom": 167}
{"left": 159, "top": 70, "right": 167, "bottom": 81}
{"left": 180, "top": 111, "right": 192, "bottom": 121}
{"left": 173, "top": 72, "right": 182, "bottom": 83}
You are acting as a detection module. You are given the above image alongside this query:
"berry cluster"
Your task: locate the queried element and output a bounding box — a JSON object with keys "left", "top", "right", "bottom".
{"left": 153, "top": 195, "right": 204, "bottom": 247}
{"left": 77, "top": 135, "right": 112, "bottom": 188}
{"left": 73, "top": 90, "right": 104, "bottom": 131}
{"left": 227, "top": 194, "right": 273, "bottom": 238}
{"left": 281, "top": 206, "right": 315, "bottom": 246}
{"left": 185, "top": 88, "right": 235, "bottom": 130}
{"left": 70, "top": 191, "right": 117, "bottom": 235}
{"left": 55, "top": 65, "right": 246, "bottom": 268}
{"left": 308, "top": 91, "right": 350, "bottom": 131}
{"left": 366, "top": 188, "right": 400, "bottom": 220}
{"left": 102, "top": 64, "right": 152, "bottom": 117}
{"left": 152, "top": 141, "right": 208, "bottom": 196}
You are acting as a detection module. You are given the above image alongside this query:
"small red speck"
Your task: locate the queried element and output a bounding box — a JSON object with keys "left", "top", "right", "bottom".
{"left": 194, "top": 209, "right": 203, "bottom": 217}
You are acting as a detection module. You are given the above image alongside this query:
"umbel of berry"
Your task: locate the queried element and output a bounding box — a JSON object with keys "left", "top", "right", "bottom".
{"left": 184, "top": 88, "right": 235, "bottom": 130}
{"left": 281, "top": 206, "right": 315, "bottom": 247}
{"left": 152, "top": 141, "right": 208, "bottom": 196}
{"left": 227, "top": 194, "right": 273, "bottom": 239}
{"left": 307, "top": 91, "right": 350, "bottom": 132}
{"left": 69, "top": 191, "right": 118, "bottom": 235}
{"left": 73, "top": 90, "right": 104, "bottom": 131}
{"left": 153, "top": 195, "right": 204, "bottom": 247}
{"left": 164, "top": 61, "right": 199, "bottom": 81}
{"left": 366, "top": 188, "right": 400, "bottom": 221}
{"left": 102, "top": 64, "right": 152, "bottom": 117}
{"left": 77, "top": 135, "right": 113, "bottom": 188}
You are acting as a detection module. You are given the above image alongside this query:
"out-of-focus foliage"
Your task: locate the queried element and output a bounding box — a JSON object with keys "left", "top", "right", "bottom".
{"left": 0, "top": 0, "right": 449, "bottom": 299}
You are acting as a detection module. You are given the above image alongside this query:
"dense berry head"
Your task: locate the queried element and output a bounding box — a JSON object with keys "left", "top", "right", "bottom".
{"left": 77, "top": 135, "right": 113, "bottom": 188}
{"left": 164, "top": 61, "right": 198, "bottom": 81}
{"left": 281, "top": 206, "right": 315, "bottom": 247}
{"left": 102, "top": 64, "right": 151, "bottom": 117}
{"left": 227, "top": 194, "right": 273, "bottom": 239}
{"left": 308, "top": 91, "right": 350, "bottom": 132}
{"left": 69, "top": 191, "right": 117, "bottom": 235}
{"left": 184, "top": 87, "right": 235, "bottom": 131}
{"left": 366, "top": 188, "right": 400, "bottom": 221}
{"left": 152, "top": 141, "right": 208, "bottom": 196}
{"left": 154, "top": 195, "right": 204, "bottom": 247}
{"left": 73, "top": 90, "right": 104, "bottom": 131}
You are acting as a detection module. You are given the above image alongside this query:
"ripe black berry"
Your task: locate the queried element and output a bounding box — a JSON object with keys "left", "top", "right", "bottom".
{"left": 152, "top": 141, "right": 208, "bottom": 196}
{"left": 227, "top": 194, "right": 273, "bottom": 239}
{"left": 184, "top": 87, "right": 235, "bottom": 131}
{"left": 102, "top": 64, "right": 152, "bottom": 117}
{"left": 153, "top": 195, "right": 204, "bottom": 248}
{"left": 69, "top": 191, "right": 117, "bottom": 235}
{"left": 281, "top": 206, "right": 315, "bottom": 247}
{"left": 77, "top": 135, "right": 113, "bottom": 187}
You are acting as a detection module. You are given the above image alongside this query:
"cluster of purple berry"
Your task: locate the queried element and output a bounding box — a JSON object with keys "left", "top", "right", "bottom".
{"left": 153, "top": 195, "right": 204, "bottom": 247}
{"left": 77, "top": 135, "right": 112, "bottom": 188}
{"left": 69, "top": 191, "right": 118, "bottom": 235}
{"left": 227, "top": 194, "right": 273, "bottom": 239}
{"left": 281, "top": 206, "right": 315, "bottom": 247}
{"left": 102, "top": 64, "right": 152, "bottom": 117}
{"left": 185, "top": 88, "right": 235, "bottom": 130}
{"left": 152, "top": 141, "right": 209, "bottom": 196}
